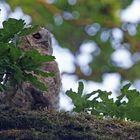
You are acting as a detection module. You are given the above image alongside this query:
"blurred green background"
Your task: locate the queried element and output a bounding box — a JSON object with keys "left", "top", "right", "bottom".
{"left": 1, "top": 0, "right": 140, "bottom": 91}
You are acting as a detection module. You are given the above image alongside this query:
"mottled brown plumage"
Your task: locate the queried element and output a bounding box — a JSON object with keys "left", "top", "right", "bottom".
{"left": 12, "top": 27, "right": 61, "bottom": 110}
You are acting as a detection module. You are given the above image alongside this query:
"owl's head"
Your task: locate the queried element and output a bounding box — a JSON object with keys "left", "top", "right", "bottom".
{"left": 21, "top": 27, "right": 53, "bottom": 55}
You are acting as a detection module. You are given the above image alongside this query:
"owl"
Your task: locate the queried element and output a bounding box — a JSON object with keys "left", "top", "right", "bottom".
{"left": 11, "top": 27, "right": 61, "bottom": 110}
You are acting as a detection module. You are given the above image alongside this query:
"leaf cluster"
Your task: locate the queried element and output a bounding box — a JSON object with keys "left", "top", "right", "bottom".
{"left": 0, "top": 18, "right": 54, "bottom": 92}
{"left": 67, "top": 82, "right": 140, "bottom": 121}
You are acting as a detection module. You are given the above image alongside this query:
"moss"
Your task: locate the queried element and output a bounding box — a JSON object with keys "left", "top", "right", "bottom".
{"left": 0, "top": 105, "right": 140, "bottom": 140}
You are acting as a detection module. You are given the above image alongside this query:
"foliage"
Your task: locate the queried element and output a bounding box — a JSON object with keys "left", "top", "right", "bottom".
{"left": 6, "top": 0, "right": 140, "bottom": 82}
{"left": 0, "top": 18, "right": 55, "bottom": 93}
{"left": 67, "top": 82, "right": 140, "bottom": 121}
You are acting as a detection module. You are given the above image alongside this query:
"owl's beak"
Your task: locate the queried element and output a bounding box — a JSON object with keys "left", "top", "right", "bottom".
{"left": 39, "top": 40, "right": 50, "bottom": 48}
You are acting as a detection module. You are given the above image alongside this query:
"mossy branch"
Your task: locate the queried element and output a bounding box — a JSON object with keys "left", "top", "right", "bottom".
{"left": 0, "top": 105, "right": 140, "bottom": 140}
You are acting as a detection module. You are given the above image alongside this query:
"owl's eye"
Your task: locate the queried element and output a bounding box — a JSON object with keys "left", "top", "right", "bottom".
{"left": 32, "top": 32, "right": 41, "bottom": 39}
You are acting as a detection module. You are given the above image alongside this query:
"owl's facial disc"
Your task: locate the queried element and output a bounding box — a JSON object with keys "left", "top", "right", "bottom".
{"left": 32, "top": 31, "right": 49, "bottom": 47}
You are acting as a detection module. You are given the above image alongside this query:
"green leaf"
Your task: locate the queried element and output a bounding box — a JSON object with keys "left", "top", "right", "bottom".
{"left": 19, "top": 49, "right": 55, "bottom": 70}
{"left": 67, "top": 82, "right": 92, "bottom": 112}
{"left": 0, "top": 43, "right": 10, "bottom": 57}
{"left": 7, "top": 64, "right": 24, "bottom": 87}
{"left": 121, "top": 83, "right": 131, "bottom": 93}
{"left": 8, "top": 45, "right": 22, "bottom": 62}
{"left": 25, "top": 73, "right": 48, "bottom": 92}
{"left": 19, "top": 25, "right": 38, "bottom": 36}
{"left": 0, "top": 18, "right": 37, "bottom": 44}
{"left": 78, "top": 81, "right": 84, "bottom": 95}
{"left": 3, "top": 18, "right": 25, "bottom": 31}
{"left": 0, "top": 18, "right": 25, "bottom": 42}
{"left": 34, "top": 69, "right": 54, "bottom": 77}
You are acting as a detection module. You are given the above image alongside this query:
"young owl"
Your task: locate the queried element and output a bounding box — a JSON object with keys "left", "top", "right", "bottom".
{"left": 12, "top": 27, "right": 61, "bottom": 110}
